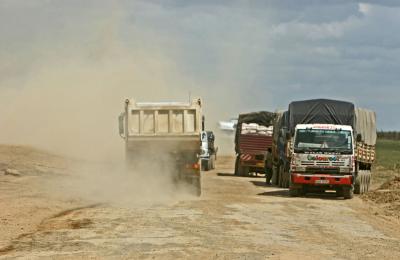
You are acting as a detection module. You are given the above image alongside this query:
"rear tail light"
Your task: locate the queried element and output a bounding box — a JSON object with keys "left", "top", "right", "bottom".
{"left": 186, "top": 163, "right": 200, "bottom": 170}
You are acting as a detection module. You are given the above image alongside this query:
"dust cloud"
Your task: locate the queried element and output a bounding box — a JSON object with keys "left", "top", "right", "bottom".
{"left": 0, "top": 24, "right": 197, "bottom": 205}
{"left": 0, "top": 1, "right": 253, "bottom": 205}
{"left": 0, "top": 45, "right": 203, "bottom": 204}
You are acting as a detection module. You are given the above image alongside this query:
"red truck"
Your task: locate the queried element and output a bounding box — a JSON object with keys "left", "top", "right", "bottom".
{"left": 234, "top": 112, "right": 275, "bottom": 176}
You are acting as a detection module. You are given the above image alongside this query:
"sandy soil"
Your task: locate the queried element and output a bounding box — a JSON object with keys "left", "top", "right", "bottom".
{"left": 362, "top": 176, "right": 400, "bottom": 219}
{"left": 1, "top": 146, "right": 400, "bottom": 259}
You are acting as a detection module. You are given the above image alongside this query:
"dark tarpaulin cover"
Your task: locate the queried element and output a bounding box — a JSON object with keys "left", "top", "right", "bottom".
{"left": 235, "top": 111, "right": 275, "bottom": 154}
{"left": 288, "top": 99, "right": 355, "bottom": 134}
{"left": 272, "top": 110, "right": 289, "bottom": 142}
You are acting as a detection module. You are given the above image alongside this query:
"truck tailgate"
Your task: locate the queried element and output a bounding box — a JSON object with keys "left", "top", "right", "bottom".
{"left": 239, "top": 134, "right": 273, "bottom": 154}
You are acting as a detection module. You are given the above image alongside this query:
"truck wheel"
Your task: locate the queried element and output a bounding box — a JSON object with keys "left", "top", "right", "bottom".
{"left": 284, "top": 165, "right": 290, "bottom": 188}
{"left": 283, "top": 169, "right": 289, "bottom": 188}
{"left": 242, "top": 166, "right": 249, "bottom": 177}
{"left": 343, "top": 185, "right": 354, "bottom": 199}
{"left": 300, "top": 186, "right": 306, "bottom": 196}
{"left": 212, "top": 155, "right": 216, "bottom": 169}
{"left": 354, "top": 171, "right": 362, "bottom": 194}
{"left": 365, "top": 171, "right": 371, "bottom": 192}
{"left": 210, "top": 156, "right": 214, "bottom": 170}
{"left": 336, "top": 188, "right": 344, "bottom": 197}
{"left": 362, "top": 171, "right": 366, "bottom": 194}
{"left": 278, "top": 171, "right": 282, "bottom": 187}
{"left": 202, "top": 160, "right": 209, "bottom": 171}
{"left": 362, "top": 171, "right": 367, "bottom": 194}
{"left": 272, "top": 166, "right": 278, "bottom": 185}
{"left": 289, "top": 187, "right": 300, "bottom": 197}
{"left": 234, "top": 157, "right": 240, "bottom": 176}
{"left": 278, "top": 165, "right": 284, "bottom": 188}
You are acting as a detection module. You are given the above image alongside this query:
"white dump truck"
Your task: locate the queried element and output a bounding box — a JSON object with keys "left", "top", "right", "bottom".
{"left": 118, "top": 98, "right": 203, "bottom": 196}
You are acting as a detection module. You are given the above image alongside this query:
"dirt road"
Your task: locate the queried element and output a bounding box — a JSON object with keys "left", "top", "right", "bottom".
{"left": 1, "top": 149, "right": 400, "bottom": 259}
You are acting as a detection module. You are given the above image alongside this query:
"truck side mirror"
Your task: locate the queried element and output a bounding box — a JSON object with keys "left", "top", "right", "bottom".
{"left": 356, "top": 133, "right": 362, "bottom": 142}
{"left": 118, "top": 112, "right": 125, "bottom": 138}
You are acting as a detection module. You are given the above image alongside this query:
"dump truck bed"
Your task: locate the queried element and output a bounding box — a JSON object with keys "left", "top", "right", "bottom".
{"left": 119, "top": 98, "right": 203, "bottom": 196}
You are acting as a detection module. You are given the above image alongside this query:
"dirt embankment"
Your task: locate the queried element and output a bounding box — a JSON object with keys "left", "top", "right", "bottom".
{"left": 362, "top": 175, "right": 400, "bottom": 219}
{"left": 0, "top": 145, "right": 83, "bottom": 249}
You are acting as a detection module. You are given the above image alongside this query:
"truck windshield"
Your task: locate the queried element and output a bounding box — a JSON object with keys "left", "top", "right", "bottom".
{"left": 294, "top": 129, "right": 352, "bottom": 153}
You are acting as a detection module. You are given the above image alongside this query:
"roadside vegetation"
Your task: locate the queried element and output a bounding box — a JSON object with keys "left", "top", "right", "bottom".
{"left": 373, "top": 139, "right": 400, "bottom": 186}
{"left": 376, "top": 139, "right": 400, "bottom": 170}
{"left": 363, "top": 138, "right": 400, "bottom": 218}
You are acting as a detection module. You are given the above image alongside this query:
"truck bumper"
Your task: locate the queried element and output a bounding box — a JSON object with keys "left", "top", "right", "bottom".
{"left": 291, "top": 173, "right": 353, "bottom": 186}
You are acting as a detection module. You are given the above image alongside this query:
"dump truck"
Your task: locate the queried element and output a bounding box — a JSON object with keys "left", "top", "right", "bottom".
{"left": 274, "top": 99, "right": 376, "bottom": 199}
{"left": 118, "top": 98, "right": 203, "bottom": 196}
{"left": 200, "top": 130, "right": 217, "bottom": 171}
{"left": 234, "top": 112, "right": 275, "bottom": 176}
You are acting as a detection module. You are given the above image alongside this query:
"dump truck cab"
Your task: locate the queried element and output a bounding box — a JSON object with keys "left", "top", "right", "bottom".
{"left": 200, "top": 131, "right": 217, "bottom": 171}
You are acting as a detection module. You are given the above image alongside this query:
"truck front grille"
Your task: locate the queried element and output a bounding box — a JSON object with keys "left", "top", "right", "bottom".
{"left": 301, "top": 161, "right": 345, "bottom": 167}
{"left": 305, "top": 167, "right": 340, "bottom": 175}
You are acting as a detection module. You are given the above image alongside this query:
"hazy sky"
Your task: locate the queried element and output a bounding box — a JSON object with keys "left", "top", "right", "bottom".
{"left": 1, "top": 0, "right": 399, "bottom": 130}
